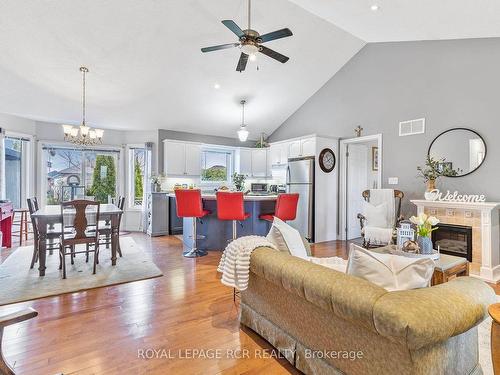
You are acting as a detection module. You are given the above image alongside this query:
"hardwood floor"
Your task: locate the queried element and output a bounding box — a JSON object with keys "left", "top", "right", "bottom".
{"left": 0, "top": 234, "right": 498, "bottom": 374}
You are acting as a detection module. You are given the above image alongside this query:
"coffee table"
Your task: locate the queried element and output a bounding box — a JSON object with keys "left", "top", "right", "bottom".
{"left": 370, "top": 245, "right": 469, "bottom": 286}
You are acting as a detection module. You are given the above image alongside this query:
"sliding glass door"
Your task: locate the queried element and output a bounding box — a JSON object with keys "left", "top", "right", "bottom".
{"left": 44, "top": 146, "right": 120, "bottom": 204}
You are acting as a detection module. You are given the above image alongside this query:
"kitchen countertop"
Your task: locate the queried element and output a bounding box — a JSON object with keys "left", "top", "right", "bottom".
{"left": 166, "top": 192, "right": 278, "bottom": 201}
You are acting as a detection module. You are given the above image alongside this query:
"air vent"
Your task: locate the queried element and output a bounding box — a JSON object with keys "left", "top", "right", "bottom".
{"left": 399, "top": 118, "right": 425, "bottom": 136}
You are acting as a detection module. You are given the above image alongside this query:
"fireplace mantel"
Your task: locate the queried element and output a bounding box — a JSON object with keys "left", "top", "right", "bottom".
{"left": 411, "top": 199, "right": 500, "bottom": 283}
{"left": 411, "top": 200, "right": 500, "bottom": 211}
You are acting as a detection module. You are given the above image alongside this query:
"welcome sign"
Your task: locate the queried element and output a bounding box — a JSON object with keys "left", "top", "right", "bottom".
{"left": 426, "top": 189, "right": 486, "bottom": 203}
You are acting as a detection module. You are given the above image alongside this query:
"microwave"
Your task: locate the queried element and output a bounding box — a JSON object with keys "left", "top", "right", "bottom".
{"left": 251, "top": 183, "right": 268, "bottom": 193}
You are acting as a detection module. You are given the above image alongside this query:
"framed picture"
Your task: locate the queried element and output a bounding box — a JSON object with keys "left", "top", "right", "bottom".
{"left": 371, "top": 147, "right": 379, "bottom": 171}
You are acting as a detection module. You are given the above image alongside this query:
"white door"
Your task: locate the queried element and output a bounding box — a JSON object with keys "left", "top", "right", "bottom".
{"left": 300, "top": 138, "right": 316, "bottom": 157}
{"left": 185, "top": 143, "right": 201, "bottom": 176}
{"left": 164, "top": 141, "right": 185, "bottom": 175}
{"left": 251, "top": 149, "right": 267, "bottom": 177}
{"left": 239, "top": 149, "right": 252, "bottom": 176}
{"left": 288, "top": 140, "right": 301, "bottom": 158}
{"left": 346, "top": 144, "right": 369, "bottom": 240}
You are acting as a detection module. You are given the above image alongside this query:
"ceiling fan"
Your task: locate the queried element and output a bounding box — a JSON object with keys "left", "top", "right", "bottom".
{"left": 201, "top": 0, "right": 293, "bottom": 72}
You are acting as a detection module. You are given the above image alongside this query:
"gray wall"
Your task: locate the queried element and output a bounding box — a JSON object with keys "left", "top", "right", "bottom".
{"left": 270, "top": 38, "right": 500, "bottom": 215}
{"left": 157, "top": 129, "right": 256, "bottom": 172}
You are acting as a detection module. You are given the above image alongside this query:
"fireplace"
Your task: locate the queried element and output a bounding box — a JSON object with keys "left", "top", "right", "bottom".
{"left": 432, "top": 223, "right": 472, "bottom": 261}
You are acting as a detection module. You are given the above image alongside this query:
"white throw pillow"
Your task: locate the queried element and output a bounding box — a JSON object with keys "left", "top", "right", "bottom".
{"left": 346, "top": 244, "right": 434, "bottom": 291}
{"left": 363, "top": 201, "right": 389, "bottom": 228}
{"left": 266, "top": 217, "right": 309, "bottom": 260}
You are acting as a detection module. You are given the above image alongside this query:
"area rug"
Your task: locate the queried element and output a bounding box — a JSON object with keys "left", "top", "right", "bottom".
{"left": 478, "top": 296, "right": 499, "bottom": 375}
{"left": 0, "top": 237, "right": 163, "bottom": 306}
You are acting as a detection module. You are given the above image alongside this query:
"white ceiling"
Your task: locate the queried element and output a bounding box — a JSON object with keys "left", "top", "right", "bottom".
{"left": 288, "top": 0, "right": 500, "bottom": 42}
{"left": 0, "top": 0, "right": 364, "bottom": 139}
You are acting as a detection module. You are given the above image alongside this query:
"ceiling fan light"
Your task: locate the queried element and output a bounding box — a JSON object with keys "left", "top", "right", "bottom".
{"left": 238, "top": 126, "right": 249, "bottom": 142}
{"left": 241, "top": 44, "right": 259, "bottom": 55}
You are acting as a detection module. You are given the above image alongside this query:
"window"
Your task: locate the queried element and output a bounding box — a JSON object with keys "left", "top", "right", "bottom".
{"left": 128, "top": 147, "right": 145, "bottom": 208}
{"left": 201, "top": 149, "right": 233, "bottom": 184}
{"left": 5, "top": 136, "right": 30, "bottom": 208}
{"left": 44, "top": 146, "right": 119, "bottom": 204}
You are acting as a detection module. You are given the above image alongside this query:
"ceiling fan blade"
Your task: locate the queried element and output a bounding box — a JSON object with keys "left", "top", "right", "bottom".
{"left": 236, "top": 53, "right": 249, "bottom": 72}
{"left": 259, "top": 46, "right": 289, "bottom": 63}
{"left": 259, "top": 28, "right": 293, "bottom": 43}
{"left": 222, "top": 20, "right": 245, "bottom": 38}
{"left": 201, "top": 43, "right": 239, "bottom": 53}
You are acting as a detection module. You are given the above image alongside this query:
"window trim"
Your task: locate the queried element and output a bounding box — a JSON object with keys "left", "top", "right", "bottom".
{"left": 38, "top": 142, "right": 123, "bottom": 207}
{"left": 4, "top": 131, "right": 33, "bottom": 208}
{"left": 127, "top": 145, "right": 146, "bottom": 210}
{"left": 199, "top": 147, "right": 234, "bottom": 186}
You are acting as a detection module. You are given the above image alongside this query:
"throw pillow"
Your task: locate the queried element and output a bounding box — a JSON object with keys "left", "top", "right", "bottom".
{"left": 363, "top": 201, "right": 389, "bottom": 228}
{"left": 266, "top": 217, "right": 309, "bottom": 259}
{"left": 346, "top": 244, "right": 434, "bottom": 291}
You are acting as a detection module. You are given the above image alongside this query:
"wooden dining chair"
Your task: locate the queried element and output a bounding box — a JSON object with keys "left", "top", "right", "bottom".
{"left": 27, "top": 197, "right": 61, "bottom": 269}
{"left": 59, "top": 200, "right": 100, "bottom": 279}
{"left": 0, "top": 308, "right": 38, "bottom": 375}
{"left": 95, "top": 196, "right": 124, "bottom": 257}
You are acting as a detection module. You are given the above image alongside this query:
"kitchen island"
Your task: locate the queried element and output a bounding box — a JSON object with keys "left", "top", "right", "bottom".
{"left": 168, "top": 193, "right": 278, "bottom": 251}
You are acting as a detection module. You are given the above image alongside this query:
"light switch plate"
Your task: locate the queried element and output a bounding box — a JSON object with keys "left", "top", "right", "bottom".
{"left": 388, "top": 177, "right": 399, "bottom": 185}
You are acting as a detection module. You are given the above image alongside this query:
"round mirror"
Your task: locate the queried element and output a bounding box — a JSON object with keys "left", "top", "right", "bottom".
{"left": 428, "top": 128, "right": 486, "bottom": 177}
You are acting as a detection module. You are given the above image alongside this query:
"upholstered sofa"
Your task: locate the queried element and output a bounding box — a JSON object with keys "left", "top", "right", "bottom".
{"left": 240, "top": 247, "right": 496, "bottom": 375}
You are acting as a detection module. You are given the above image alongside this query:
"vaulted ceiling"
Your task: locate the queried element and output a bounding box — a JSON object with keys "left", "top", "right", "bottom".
{"left": 0, "top": 0, "right": 499, "bottom": 139}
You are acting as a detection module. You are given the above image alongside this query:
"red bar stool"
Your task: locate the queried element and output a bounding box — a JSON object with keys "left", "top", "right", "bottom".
{"left": 175, "top": 189, "right": 211, "bottom": 258}
{"left": 259, "top": 193, "right": 299, "bottom": 222}
{"left": 216, "top": 191, "right": 251, "bottom": 242}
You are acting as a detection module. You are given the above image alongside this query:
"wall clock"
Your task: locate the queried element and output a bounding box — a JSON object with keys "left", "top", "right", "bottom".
{"left": 319, "top": 148, "right": 336, "bottom": 173}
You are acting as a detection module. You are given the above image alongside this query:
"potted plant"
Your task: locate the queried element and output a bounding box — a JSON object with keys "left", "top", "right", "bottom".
{"left": 409, "top": 213, "right": 439, "bottom": 254}
{"left": 150, "top": 173, "right": 165, "bottom": 192}
{"left": 232, "top": 173, "right": 247, "bottom": 192}
{"left": 417, "top": 156, "right": 460, "bottom": 198}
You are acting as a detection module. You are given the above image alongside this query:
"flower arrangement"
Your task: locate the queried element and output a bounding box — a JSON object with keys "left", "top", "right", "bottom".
{"left": 232, "top": 173, "right": 247, "bottom": 192}
{"left": 416, "top": 156, "right": 460, "bottom": 191}
{"left": 409, "top": 213, "right": 439, "bottom": 238}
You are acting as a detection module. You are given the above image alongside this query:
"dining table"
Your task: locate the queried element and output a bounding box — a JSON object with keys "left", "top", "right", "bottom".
{"left": 31, "top": 203, "right": 123, "bottom": 276}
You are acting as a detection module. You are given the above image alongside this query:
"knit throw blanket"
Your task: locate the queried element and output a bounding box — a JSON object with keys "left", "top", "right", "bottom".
{"left": 217, "top": 235, "right": 277, "bottom": 291}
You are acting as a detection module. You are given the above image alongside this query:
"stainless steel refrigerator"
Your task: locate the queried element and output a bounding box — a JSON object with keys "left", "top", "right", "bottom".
{"left": 286, "top": 156, "right": 314, "bottom": 242}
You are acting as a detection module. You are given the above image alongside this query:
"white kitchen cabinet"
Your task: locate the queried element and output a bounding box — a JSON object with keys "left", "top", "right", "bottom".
{"left": 185, "top": 143, "right": 201, "bottom": 175}
{"left": 238, "top": 148, "right": 252, "bottom": 176}
{"left": 288, "top": 140, "right": 302, "bottom": 158}
{"left": 163, "top": 140, "right": 201, "bottom": 176}
{"left": 251, "top": 149, "right": 267, "bottom": 177}
{"left": 301, "top": 137, "right": 316, "bottom": 157}
{"left": 269, "top": 142, "right": 288, "bottom": 166}
{"left": 288, "top": 137, "right": 316, "bottom": 158}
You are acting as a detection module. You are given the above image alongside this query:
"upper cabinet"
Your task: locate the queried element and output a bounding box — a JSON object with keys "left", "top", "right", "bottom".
{"left": 269, "top": 142, "right": 288, "bottom": 166}
{"left": 251, "top": 149, "right": 268, "bottom": 177}
{"left": 288, "top": 137, "right": 316, "bottom": 158}
{"left": 164, "top": 140, "right": 201, "bottom": 176}
{"left": 238, "top": 148, "right": 252, "bottom": 176}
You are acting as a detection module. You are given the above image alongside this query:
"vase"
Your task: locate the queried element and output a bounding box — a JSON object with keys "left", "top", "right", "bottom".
{"left": 417, "top": 236, "right": 433, "bottom": 255}
{"left": 426, "top": 179, "right": 436, "bottom": 191}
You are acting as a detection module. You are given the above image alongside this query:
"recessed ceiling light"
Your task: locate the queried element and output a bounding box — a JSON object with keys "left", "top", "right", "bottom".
{"left": 249, "top": 54, "right": 257, "bottom": 62}
{"left": 214, "top": 83, "right": 221, "bottom": 89}
{"left": 370, "top": 4, "right": 380, "bottom": 11}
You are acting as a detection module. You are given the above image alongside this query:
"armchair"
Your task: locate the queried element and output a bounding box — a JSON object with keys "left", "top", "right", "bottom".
{"left": 0, "top": 308, "right": 38, "bottom": 374}
{"left": 357, "top": 189, "right": 404, "bottom": 248}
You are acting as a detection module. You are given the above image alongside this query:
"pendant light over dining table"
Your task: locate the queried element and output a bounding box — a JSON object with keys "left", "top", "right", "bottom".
{"left": 62, "top": 66, "right": 104, "bottom": 146}
{"left": 237, "top": 100, "right": 249, "bottom": 142}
